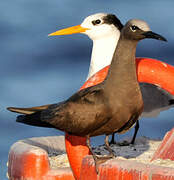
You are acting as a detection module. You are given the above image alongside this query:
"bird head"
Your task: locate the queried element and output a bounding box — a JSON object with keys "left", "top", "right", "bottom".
{"left": 122, "top": 19, "right": 167, "bottom": 42}
{"left": 48, "top": 13, "right": 123, "bottom": 41}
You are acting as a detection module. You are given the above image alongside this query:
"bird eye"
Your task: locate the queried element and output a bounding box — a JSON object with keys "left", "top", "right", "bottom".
{"left": 95, "top": 19, "right": 101, "bottom": 24}
{"left": 92, "top": 19, "right": 101, "bottom": 25}
{"left": 130, "top": 25, "right": 139, "bottom": 32}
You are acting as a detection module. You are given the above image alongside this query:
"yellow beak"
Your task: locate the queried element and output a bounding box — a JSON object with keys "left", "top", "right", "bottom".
{"left": 48, "top": 25, "right": 90, "bottom": 36}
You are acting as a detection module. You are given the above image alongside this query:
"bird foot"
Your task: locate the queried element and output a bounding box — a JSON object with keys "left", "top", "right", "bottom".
{"left": 117, "top": 140, "right": 134, "bottom": 146}
{"left": 94, "top": 155, "right": 115, "bottom": 173}
{"left": 109, "top": 140, "right": 117, "bottom": 145}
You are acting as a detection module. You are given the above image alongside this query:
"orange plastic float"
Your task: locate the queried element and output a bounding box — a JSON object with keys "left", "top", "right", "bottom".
{"left": 8, "top": 58, "right": 174, "bottom": 180}
{"left": 152, "top": 127, "right": 174, "bottom": 161}
{"left": 80, "top": 155, "right": 174, "bottom": 180}
{"left": 8, "top": 136, "right": 75, "bottom": 180}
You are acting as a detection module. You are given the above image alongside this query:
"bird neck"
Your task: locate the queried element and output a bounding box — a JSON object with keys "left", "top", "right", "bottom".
{"left": 104, "top": 37, "right": 139, "bottom": 93}
{"left": 86, "top": 34, "right": 119, "bottom": 80}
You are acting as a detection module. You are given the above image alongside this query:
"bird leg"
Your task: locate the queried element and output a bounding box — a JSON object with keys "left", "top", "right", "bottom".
{"left": 86, "top": 136, "right": 98, "bottom": 161}
{"left": 111, "top": 121, "right": 139, "bottom": 146}
{"left": 86, "top": 136, "right": 114, "bottom": 174}
{"left": 109, "top": 133, "right": 116, "bottom": 145}
{"left": 118, "top": 120, "right": 139, "bottom": 146}
{"left": 104, "top": 135, "right": 116, "bottom": 157}
{"left": 130, "top": 120, "right": 139, "bottom": 145}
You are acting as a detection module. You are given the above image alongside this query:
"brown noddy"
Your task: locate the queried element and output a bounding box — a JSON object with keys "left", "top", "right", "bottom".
{"left": 7, "top": 19, "right": 166, "bottom": 170}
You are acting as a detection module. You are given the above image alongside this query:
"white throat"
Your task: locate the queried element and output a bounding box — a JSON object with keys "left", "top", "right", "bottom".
{"left": 86, "top": 33, "right": 120, "bottom": 80}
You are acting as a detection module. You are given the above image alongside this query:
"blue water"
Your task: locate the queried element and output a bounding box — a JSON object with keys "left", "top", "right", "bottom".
{"left": 1, "top": 0, "right": 174, "bottom": 179}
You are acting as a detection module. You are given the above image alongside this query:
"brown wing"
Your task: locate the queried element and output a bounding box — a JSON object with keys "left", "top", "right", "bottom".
{"left": 40, "top": 84, "right": 111, "bottom": 136}
{"left": 8, "top": 83, "right": 111, "bottom": 136}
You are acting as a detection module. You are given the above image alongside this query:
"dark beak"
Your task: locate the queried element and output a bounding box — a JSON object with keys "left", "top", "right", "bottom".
{"left": 143, "top": 31, "right": 167, "bottom": 42}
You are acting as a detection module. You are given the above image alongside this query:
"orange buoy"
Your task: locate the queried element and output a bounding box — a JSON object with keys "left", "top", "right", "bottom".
{"left": 65, "top": 134, "right": 91, "bottom": 180}
{"left": 80, "top": 155, "right": 174, "bottom": 179}
{"left": 8, "top": 147, "right": 50, "bottom": 179}
{"left": 151, "top": 128, "right": 174, "bottom": 161}
{"left": 136, "top": 58, "right": 174, "bottom": 95}
{"left": 8, "top": 136, "right": 75, "bottom": 180}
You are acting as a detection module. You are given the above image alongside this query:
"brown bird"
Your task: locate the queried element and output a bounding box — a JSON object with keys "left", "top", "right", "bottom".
{"left": 7, "top": 19, "right": 166, "bottom": 170}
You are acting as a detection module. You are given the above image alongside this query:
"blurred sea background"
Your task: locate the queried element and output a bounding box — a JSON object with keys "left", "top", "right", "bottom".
{"left": 1, "top": 0, "right": 174, "bottom": 179}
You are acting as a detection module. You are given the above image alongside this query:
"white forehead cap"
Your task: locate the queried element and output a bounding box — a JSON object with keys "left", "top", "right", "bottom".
{"left": 128, "top": 19, "right": 151, "bottom": 31}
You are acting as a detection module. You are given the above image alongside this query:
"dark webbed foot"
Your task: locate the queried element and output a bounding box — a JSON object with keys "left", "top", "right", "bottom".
{"left": 109, "top": 133, "right": 134, "bottom": 146}
{"left": 117, "top": 140, "right": 134, "bottom": 146}
{"left": 86, "top": 136, "right": 115, "bottom": 173}
{"left": 94, "top": 155, "right": 114, "bottom": 173}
